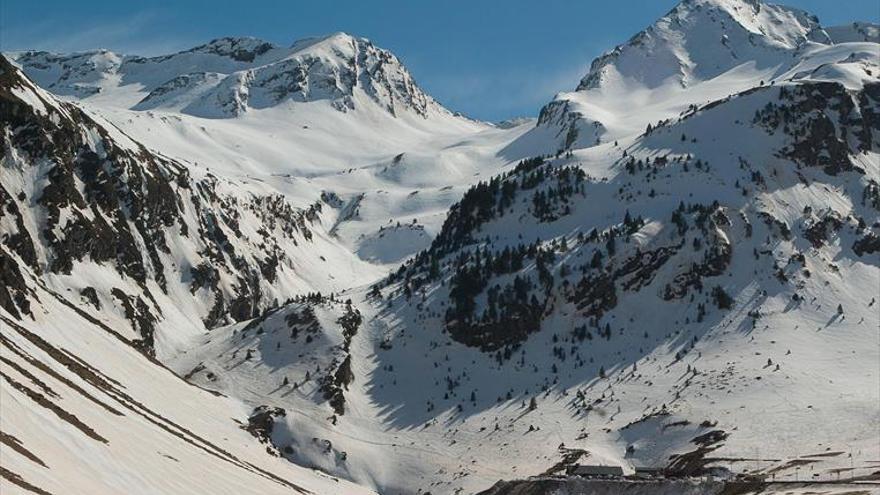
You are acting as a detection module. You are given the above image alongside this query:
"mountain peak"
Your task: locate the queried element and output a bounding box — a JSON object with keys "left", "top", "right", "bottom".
{"left": 292, "top": 31, "right": 359, "bottom": 49}
{"left": 8, "top": 49, "right": 123, "bottom": 98}
{"left": 670, "top": 0, "right": 818, "bottom": 40}
{"left": 130, "top": 31, "right": 443, "bottom": 119}
{"left": 677, "top": 0, "right": 762, "bottom": 12}
{"left": 576, "top": 0, "right": 820, "bottom": 91}
{"left": 9, "top": 31, "right": 448, "bottom": 120}
{"left": 185, "top": 36, "right": 278, "bottom": 62}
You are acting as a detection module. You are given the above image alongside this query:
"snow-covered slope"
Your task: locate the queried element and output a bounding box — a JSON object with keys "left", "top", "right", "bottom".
{"left": 10, "top": 33, "right": 530, "bottom": 272}
{"left": 0, "top": 278, "right": 376, "bottom": 495}
{"left": 3, "top": 1, "right": 880, "bottom": 494}
{"left": 0, "top": 55, "right": 387, "bottom": 360}
{"left": 169, "top": 17, "right": 880, "bottom": 494}
{"left": 12, "top": 33, "right": 448, "bottom": 119}
{"left": 173, "top": 76, "right": 880, "bottom": 494}
{"left": 522, "top": 0, "right": 880, "bottom": 152}
{"left": 0, "top": 34, "right": 529, "bottom": 495}
{"left": 0, "top": 51, "right": 380, "bottom": 495}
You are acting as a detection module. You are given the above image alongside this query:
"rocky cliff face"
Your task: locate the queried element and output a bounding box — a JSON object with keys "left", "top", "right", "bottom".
{"left": 1, "top": 55, "right": 327, "bottom": 356}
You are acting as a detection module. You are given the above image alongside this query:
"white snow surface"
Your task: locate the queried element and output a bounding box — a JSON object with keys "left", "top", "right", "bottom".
{"left": 3, "top": 1, "right": 880, "bottom": 494}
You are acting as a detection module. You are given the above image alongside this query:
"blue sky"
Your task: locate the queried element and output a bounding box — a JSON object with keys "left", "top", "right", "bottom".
{"left": 2, "top": 0, "right": 877, "bottom": 121}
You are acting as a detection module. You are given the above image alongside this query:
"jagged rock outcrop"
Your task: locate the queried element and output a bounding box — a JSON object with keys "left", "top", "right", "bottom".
{"left": 1, "top": 55, "right": 323, "bottom": 355}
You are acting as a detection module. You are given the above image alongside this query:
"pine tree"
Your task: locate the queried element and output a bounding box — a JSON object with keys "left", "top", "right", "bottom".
{"left": 369, "top": 284, "right": 382, "bottom": 299}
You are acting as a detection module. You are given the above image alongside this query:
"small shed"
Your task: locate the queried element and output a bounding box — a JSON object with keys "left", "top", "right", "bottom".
{"left": 566, "top": 464, "right": 625, "bottom": 477}
{"left": 633, "top": 466, "right": 665, "bottom": 478}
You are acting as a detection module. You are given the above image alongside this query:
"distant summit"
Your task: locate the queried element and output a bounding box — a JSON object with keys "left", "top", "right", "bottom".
{"left": 529, "top": 0, "right": 878, "bottom": 152}
{"left": 578, "top": 0, "right": 821, "bottom": 91}
{"left": 11, "top": 32, "right": 450, "bottom": 119}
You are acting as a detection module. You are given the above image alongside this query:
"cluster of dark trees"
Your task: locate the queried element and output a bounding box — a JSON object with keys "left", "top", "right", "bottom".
{"left": 531, "top": 166, "right": 587, "bottom": 222}
{"left": 443, "top": 243, "right": 549, "bottom": 351}
{"left": 385, "top": 156, "right": 585, "bottom": 306}
{"left": 426, "top": 156, "right": 584, "bottom": 257}
{"left": 670, "top": 200, "right": 728, "bottom": 238}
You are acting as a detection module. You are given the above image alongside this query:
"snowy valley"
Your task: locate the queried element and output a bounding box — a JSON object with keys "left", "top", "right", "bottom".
{"left": 1, "top": 1, "right": 879, "bottom": 494}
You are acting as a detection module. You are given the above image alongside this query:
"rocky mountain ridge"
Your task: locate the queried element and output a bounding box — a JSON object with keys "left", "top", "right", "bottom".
{"left": 1, "top": 1, "right": 878, "bottom": 494}
{"left": 12, "top": 32, "right": 445, "bottom": 118}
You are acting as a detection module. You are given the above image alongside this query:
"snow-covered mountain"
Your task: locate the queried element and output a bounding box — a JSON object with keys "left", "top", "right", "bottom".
{"left": 172, "top": 64, "right": 880, "bottom": 495}
{"left": 13, "top": 33, "right": 447, "bottom": 119}
{"left": 2, "top": 1, "right": 879, "bottom": 494}
{"left": 10, "top": 33, "right": 520, "bottom": 279}
{"left": 525, "top": 0, "right": 879, "bottom": 152}
{"left": 0, "top": 54, "right": 392, "bottom": 360}
{"left": 0, "top": 56, "right": 378, "bottom": 495}
{"left": 581, "top": 0, "right": 822, "bottom": 91}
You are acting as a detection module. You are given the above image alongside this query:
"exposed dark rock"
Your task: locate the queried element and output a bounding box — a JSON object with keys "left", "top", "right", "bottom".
{"left": 321, "top": 355, "right": 353, "bottom": 416}
{"left": 447, "top": 304, "right": 544, "bottom": 353}
{"left": 572, "top": 272, "right": 617, "bottom": 319}
{"left": 757, "top": 212, "right": 792, "bottom": 240}
{"left": 186, "top": 37, "right": 275, "bottom": 62}
{"left": 663, "top": 234, "right": 731, "bottom": 301}
{"left": 111, "top": 288, "right": 157, "bottom": 357}
{"left": 804, "top": 213, "right": 843, "bottom": 248}
{"left": 1, "top": 54, "right": 323, "bottom": 334}
{"left": 80, "top": 287, "right": 101, "bottom": 309}
{"left": 0, "top": 187, "right": 39, "bottom": 273}
{"left": 615, "top": 245, "right": 680, "bottom": 292}
{"left": 319, "top": 303, "right": 363, "bottom": 415}
{"left": 244, "top": 405, "right": 287, "bottom": 456}
{"left": 0, "top": 247, "right": 34, "bottom": 319}
{"left": 854, "top": 233, "right": 880, "bottom": 256}
{"left": 753, "top": 82, "right": 879, "bottom": 175}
